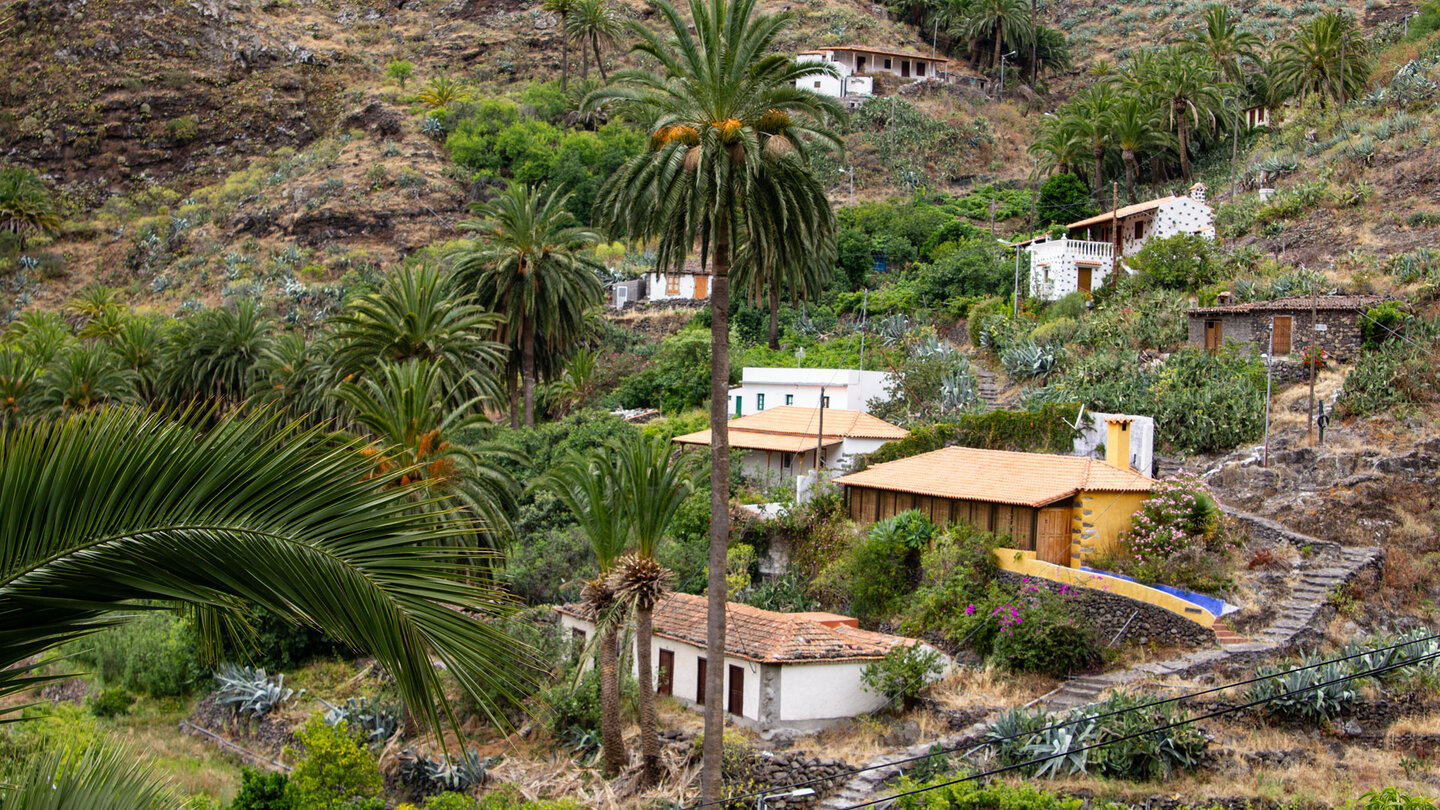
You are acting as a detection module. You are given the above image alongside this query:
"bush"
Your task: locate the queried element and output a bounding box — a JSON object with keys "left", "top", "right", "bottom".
{"left": 386, "top": 59, "right": 415, "bottom": 88}
{"left": 821, "top": 511, "right": 935, "bottom": 623}
{"left": 229, "top": 769, "right": 293, "bottom": 810}
{"left": 956, "top": 580, "right": 1101, "bottom": 677}
{"left": 86, "top": 688, "right": 133, "bottom": 719}
{"left": 1036, "top": 173, "right": 1094, "bottom": 227}
{"left": 861, "top": 644, "right": 944, "bottom": 711}
{"left": 1128, "top": 233, "right": 1220, "bottom": 291}
{"left": 900, "top": 523, "right": 1004, "bottom": 645}
{"left": 1362, "top": 301, "right": 1406, "bottom": 348}
{"left": 916, "top": 242, "right": 1012, "bottom": 303}
{"left": 1098, "top": 475, "right": 1236, "bottom": 594}
{"left": 1337, "top": 336, "right": 1440, "bottom": 418}
{"left": 866, "top": 403, "right": 1083, "bottom": 464}
{"left": 895, "top": 780, "right": 1083, "bottom": 810}
{"left": 74, "top": 611, "right": 205, "bottom": 698}
{"left": 1145, "top": 347, "right": 1266, "bottom": 454}
{"left": 285, "top": 718, "right": 382, "bottom": 810}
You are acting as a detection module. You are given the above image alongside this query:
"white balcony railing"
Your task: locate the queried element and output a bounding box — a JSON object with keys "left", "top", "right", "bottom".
{"left": 1027, "top": 238, "right": 1114, "bottom": 263}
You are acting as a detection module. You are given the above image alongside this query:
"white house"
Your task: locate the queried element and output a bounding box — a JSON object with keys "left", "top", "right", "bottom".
{"left": 729, "top": 367, "right": 895, "bottom": 416}
{"left": 671, "top": 405, "right": 908, "bottom": 485}
{"left": 557, "top": 593, "right": 940, "bottom": 733}
{"left": 795, "top": 46, "right": 961, "bottom": 101}
{"left": 1024, "top": 183, "right": 1215, "bottom": 301}
{"left": 644, "top": 257, "right": 711, "bottom": 304}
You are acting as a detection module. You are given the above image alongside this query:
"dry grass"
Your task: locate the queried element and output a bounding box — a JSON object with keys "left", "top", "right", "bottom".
{"left": 930, "top": 665, "right": 1059, "bottom": 712}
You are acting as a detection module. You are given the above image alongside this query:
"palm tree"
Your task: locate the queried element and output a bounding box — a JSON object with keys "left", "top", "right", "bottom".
{"left": 3, "top": 309, "right": 73, "bottom": 365}
{"left": 549, "top": 346, "right": 599, "bottom": 417}
{"left": 540, "top": 450, "right": 630, "bottom": 776}
{"left": 0, "top": 743, "right": 184, "bottom": 810}
{"left": 0, "top": 347, "right": 37, "bottom": 427}
{"left": 331, "top": 264, "right": 507, "bottom": 412}
{"left": 451, "top": 184, "right": 603, "bottom": 428}
{"left": 0, "top": 406, "right": 535, "bottom": 731}
{"left": 588, "top": 0, "right": 842, "bottom": 797}
{"left": 161, "top": 298, "right": 274, "bottom": 406}
{"left": 951, "top": 0, "right": 1032, "bottom": 71}
{"left": 566, "top": 0, "right": 624, "bottom": 81}
{"left": 733, "top": 168, "right": 837, "bottom": 350}
{"left": 545, "top": 0, "right": 578, "bottom": 91}
{"left": 250, "top": 331, "right": 335, "bottom": 423}
{"left": 104, "top": 314, "right": 167, "bottom": 403}
{"left": 1185, "top": 5, "right": 1261, "bottom": 84}
{"left": 333, "top": 358, "right": 518, "bottom": 549}
{"left": 607, "top": 435, "right": 703, "bottom": 786}
{"left": 1105, "top": 94, "right": 1169, "bottom": 202}
{"left": 1061, "top": 85, "right": 1118, "bottom": 202}
{"left": 1271, "top": 10, "right": 1371, "bottom": 107}
{"left": 1148, "top": 49, "right": 1227, "bottom": 181}
{"left": 1027, "top": 117, "right": 1083, "bottom": 179}
{"left": 36, "top": 342, "right": 137, "bottom": 414}
{"left": 417, "top": 76, "right": 473, "bottom": 110}
{"left": 0, "top": 167, "right": 60, "bottom": 248}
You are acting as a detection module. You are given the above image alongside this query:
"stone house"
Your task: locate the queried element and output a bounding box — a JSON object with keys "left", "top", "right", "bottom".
{"left": 1186, "top": 294, "right": 1382, "bottom": 363}
{"left": 833, "top": 418, "right": 1153, "bottom": 568}
{"left": 1023, "top": 184, "right": 1215, "bottom": 301}
{"left": 556, "top": 593, "right": 938, "bottom": 732}
{"left": 671, "top": 405, "right": 908, "bottom": 486}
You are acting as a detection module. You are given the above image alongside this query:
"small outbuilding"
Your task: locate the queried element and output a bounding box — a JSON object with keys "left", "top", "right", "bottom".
{"left": 1186, "top": 294, "right": 1382, "bottom": 363}
{"left": 644, "top": 257, "right": 711, "bottom": 304}
{"left": 834, "top": 419, "right": 1153, "bottom": 568}
{"left": 556, "top": 593, "right": 938, "bottom": 732}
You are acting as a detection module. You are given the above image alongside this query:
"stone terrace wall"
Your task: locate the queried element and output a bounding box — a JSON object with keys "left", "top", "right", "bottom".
{"left": 996, "top": 571, "right": 1216, "bottom": 649}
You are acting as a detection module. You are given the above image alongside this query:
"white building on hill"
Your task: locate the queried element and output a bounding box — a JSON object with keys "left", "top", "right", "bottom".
{"left": 729, "top": 366, "right": 894, "bottom": 416}
{"left": 671, "top": 405, "right": 908, "bottom": 485}
{"left": 795, "top": 45, "right": 962, "bottom": 102}
{"left": 1024, "top": 183, "right": 1215, "bottom": 301}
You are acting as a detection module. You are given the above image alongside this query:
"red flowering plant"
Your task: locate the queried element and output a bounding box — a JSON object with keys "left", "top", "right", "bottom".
{"left": 947, "top": 577, "right": 1100, "bottom": 677}
{"left": 1093, "top": 475, "right": 1241, "bottom": 595}
{"left": 1300, "top": 345, "right": 1327, "bottom": 370}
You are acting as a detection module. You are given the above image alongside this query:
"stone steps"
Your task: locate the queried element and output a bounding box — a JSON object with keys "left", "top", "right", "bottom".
{"left": 1212, "top": 620, "right": 1248, "bottom": 646}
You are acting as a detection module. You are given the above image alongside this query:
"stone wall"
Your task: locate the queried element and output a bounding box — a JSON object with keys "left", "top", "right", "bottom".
{"left": 1187, "top": 308, "right": 1366, "bottom": 363}
{"left": 996, "top": 571, "right": 1216, "bottom": 648}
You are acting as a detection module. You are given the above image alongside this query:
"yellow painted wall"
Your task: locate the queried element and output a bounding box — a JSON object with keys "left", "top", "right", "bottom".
{"left": 1069, "top": 490, "right": 1148, "bottom": 568}
{"left": 993, "top": 549, "right": 1216, "bottom": 627}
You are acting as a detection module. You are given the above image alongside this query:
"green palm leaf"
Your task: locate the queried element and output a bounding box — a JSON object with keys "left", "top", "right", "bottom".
{"left": 0, "top": 743, "right": 184, "bottom": 810}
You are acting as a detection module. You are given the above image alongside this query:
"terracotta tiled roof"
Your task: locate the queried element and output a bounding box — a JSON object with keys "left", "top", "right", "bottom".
{"left": 556, "top": 593, "right": 916, "bottom": 663}
{"left": 671, "top": 406, "right": 908, "bottom": 452}
{"left": 1187, "top": 294, "right": 1383, "bottom": 315}
{"left": 1066, "top": 196, "right": 1188, "bottom": 230}
{"left": 833, "top": 446, "right": 1153, "bottom": 508}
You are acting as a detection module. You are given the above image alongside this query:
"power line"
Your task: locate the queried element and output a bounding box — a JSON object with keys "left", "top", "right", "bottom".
{"left": 683, "top": 630, "right": 1440, "bottom": 809}
{"left": 841, "top": 643, "right": 1440, "bottom": 809}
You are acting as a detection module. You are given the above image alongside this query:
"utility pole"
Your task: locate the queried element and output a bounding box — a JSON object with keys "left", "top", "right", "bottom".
{"left": 815, "top": 387, "right": 825, "bottom": 475}
{"left": 1263, "top": 321, "right": 1275, "bottom": 467}
{"left": 1306, "top": 278, "right": 1318, "bottom": 445}
{"left": 889, "top": 96, "right": 896, "bottom": 165}
{"left": 989, "top": 197, "right": 997, "bottom": 237}
{"left": 1013, "top": 244, "right": 1022, "bottom": 316}
{"left": 858, "top": 288, "right": 869, "bottom": 370}
{"left": 999, "top": 50, "right": 1016, "bottom": 96}
{"left": 1229, "top": 96, "right": 1240, "bottom": 206}
{"left": 1110, "top": 181, "right": 1121, "bottom": 284}
{"left": 848, "top": 167, "right": 855, "bottom": 207}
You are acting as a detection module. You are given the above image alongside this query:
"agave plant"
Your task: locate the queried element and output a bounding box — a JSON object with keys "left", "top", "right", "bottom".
{"left": 214, "top": 664, "right": 301, "bottom": 718}
{"left": 0, "top": 742, "right": 184, "bottom": 810}
{"left": 1246, "top": 651, "right": 1357, "bottom": 723}
{"left": 1001, "top": 341, "right": 1058, "bottom": 379}
{"left": 320, "top": 696, "right": 401, "bottom": 744}
{"left": 398, "top": 747, "right": 496, "bottom": 793}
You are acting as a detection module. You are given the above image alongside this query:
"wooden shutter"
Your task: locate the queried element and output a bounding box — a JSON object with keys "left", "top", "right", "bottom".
{"left": 1273, "top": 316, "right": 1292, "bottom": 355}
{"left": 695, "top": 275, "right": 708, "bottom": 299}
{"left": 727, "top": 665, "right": 744, "bottom": 717}
{"left": 696, "top": 657, "right": 707, "bottom": 706}
{"left": 1037, "top": 507, "right": 1071, "bottom": 566}
{"left": 658, "top": 649, "right": 674, "bottom": 696}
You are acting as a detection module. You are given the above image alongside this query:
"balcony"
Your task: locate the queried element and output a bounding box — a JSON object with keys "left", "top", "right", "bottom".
{"left": 1026, "top": 237, "right": 1114, "bottom": 264}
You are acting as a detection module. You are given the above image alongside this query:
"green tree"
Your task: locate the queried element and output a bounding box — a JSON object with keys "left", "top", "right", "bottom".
{"left": 386, "top": 59, "right": 415, "bottom": 89}
{"left": 1105, "top": 94, "right": 1168, "bottom": 203}
{"left": 417, "top": 76, "right": 473, "bottom": 110}
{"left": 249, "top": 331, "right": 335, "bottom": 424}
{"left": 1061, "top": 84, "right": 1117, "bottom": 201}
{"left": 1027, "top": 115, "right": 1085, "bottom": 180}
{"left": 36, "top": 342, "right": 137, "bottom": 414}
{"left": 607, "top": 435, "right": 703, "bottom": 786}
{"left": 0, "top": 347, "right": 38, "bottom": 426}
{"left": 1035, "top": 172, "right": 1093, "bottom": 227}
{"left": 451, "top": 184, "right": 604, "bottom": 428}
{"left": 588, "top": 0, "right": 843, "bottom": 794}
{"left": 1148, "top": 48, "right": 1226, "bottom": 182}
{"left": 544, "top": 0, "right": 578, "bottom": 91}
{"left": 0, "top": 743, "right": 184, "bottom": 810}
{"left": 161, "top": 298, "right": 274, "bottom": 406}
{"left": 1184, "top": 5, "right": 1261, "bottom": 83}
{"left": 951, "top": 0, "right": 1032, "bottom": 71}
{"left": 0, "top": 167, "right": 61, "bottom": 247}
{"left": 565, "top": 0, "right": 624, "bottom": 81}
{"left": 286, "top": 718, "right": 382, "bottom": 810}
{"left": 1270, "top": 10, "right": 1371, "bottom": 107}
{"left": 0, "top": 407, "right": 535, "bottom": 731}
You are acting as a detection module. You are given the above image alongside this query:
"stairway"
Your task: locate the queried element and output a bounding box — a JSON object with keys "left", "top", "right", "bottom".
{"left": 1042, "top": 675, "right": 1117, "bottom": 712}
{"left": 1212, "top": 619, "right": 1247, "bottom": 646}
{"left": 975, "top": 367, "right": 1002, "bottom": 410}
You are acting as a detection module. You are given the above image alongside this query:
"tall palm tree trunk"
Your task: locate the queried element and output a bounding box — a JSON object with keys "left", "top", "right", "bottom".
{"left": 522, "top": 317, "right": 536, "bottom": 427}
{"left": 509, "top": 372, "right": 520, "bottom": 429}
{"left": 993, "top": 28, "right": 1003, "bottom": 71}
{"left": 701, "top": 204, "right": 733, "bottom": 804}
{"left": 1122, "top": 149, "right": 1139, "bottom": 203}
{"left": 593, "top": 33, "right": 609, "bottom": 80}
{"left": 582, "top": 41, "right": 590, "bottom": 78}
{"left": 599, "top": 621, "right": 626, "bottom": 776}
{"left": 1092, "top": 144, "right": 1104, "bottom": 203}
{"left": 767, "top": 284, "right": 780, "bottom": 351}
{"left": 560, "top": 20, "right": 570, "bottom": 91}
{"left": 1177, "top": 112, "right": 1192, "bottom": 181}
{"left": 636, "top": 604, "right": 661, "bottom": 786}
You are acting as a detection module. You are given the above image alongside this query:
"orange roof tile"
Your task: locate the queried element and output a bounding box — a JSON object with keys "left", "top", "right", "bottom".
{"left": 1066, "top": 196, "right": 1187, "bottom": 230}
{"left": 833, "top": 446, "right": 1153, "bottom": 508}
{"left": 673, "top": 429, "right": 844, "bottom": 454}
{"left": 672, "top": 406, "right": 908, "bottom": 447}
{"left": 557, "top": 593, "right": 916, "bottom": 663}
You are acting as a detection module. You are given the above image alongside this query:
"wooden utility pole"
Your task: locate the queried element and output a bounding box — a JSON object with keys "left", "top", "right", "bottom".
{"left": 1306, "top": 280, "right": 1318, "bottom": 444}
{"left": 815, "top": 387, "right": 825, "bottom": 474}
{"left": 1111, "top": 181, "right": 1121, "bottom": 284}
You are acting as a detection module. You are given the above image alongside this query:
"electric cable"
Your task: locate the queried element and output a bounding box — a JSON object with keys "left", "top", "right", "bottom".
{"left": 683, "top": 629, "right": 1440, "bottom": 809}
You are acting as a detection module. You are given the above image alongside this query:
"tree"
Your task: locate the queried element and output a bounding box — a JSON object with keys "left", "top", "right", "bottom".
{"left": 566, "top": 0, "right": 624, "bottom": 81}
{"left": 451, "top": 184, "right": 604, "bottom": 428}
{"left": 37, "top": 342, "right": 136, "bottom": 414}
{"left": 1060, "top": 84, "right": 1117, "bottom": 201}
{"left": 1185, "top": 5, "right": 1261, "bottom": 84}
{"left": 417, "top": 76, "right": 473, "bottom": 110}
{"left": 386, "top": 59, "right": 415, "bottom": 88}
{"left": 1036, "top": 172, "right": 1093, "bottom": 227}
{"left": 1148, "top": 49, "right": 1226, "bottom": 181}
{"left": 607, "top": 435, "right": 702, "bottom": 786}
{"left": 0, "top": 348, "right": 38, "bottom": 427}
{"left": 541, "top": 449, "right": 630, "bottom": 776}
{"left": 0, "top": 743, "right": 185, "bottom": 810}
{"left": 0, "top": 407, "right": 535, "bottom": 732}
{"left": 732, "top": 171, "right": 838, "bottom": 350}
{"left": 161, "top": 298, "right": 274, "bottom": 406}
{"left": 1028, "top": 116, "right": 1084, "bottom": 180}
{"left": 1271, "top": 11, "right": 1371, "bottom": 107}
{"left": 331, "top": 264, "right": 507, "bottom": 413}
{"left": 0, "top": 167, "right": 60, "bottom": 247}
{"left": 588, "top": 0, "right": 843, "bottom": 796}
{"left": 545, "top": 0, "right": 578, "bottom": 91}
{"left": 951, "top": 0, "right": 1032, "bottom": 71}
{"left": 250, "top": 331, "right": 335, "bottom": 424}
{"left": 1105, "top": 94, "right": 1168, "bottom": 203}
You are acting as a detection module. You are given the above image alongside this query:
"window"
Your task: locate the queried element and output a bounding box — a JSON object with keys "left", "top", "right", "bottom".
{"left": 821, "top": 395, "right": 831, "bottom": 408}
{"left": 785, "top": 394, "right": 794, "bottom": 405}
{"left": 1133, "top": 220, "right": 1144, "bottom": 239}
{"left": 734, "top": 396, "right": 742, "bottom": 417}
{"left": 696, "top": 657, "right": 707, "bottom": 705}
{"left": 813, "top": 80, "right": 821, "bottom": 88}
{"left": 782, "top": 454, "right": 792, "bottom": 470}
{"left": 657, "top": 649, "right": 674, "bottom": 696}
{"left": 665, "top": 274, "right": 680, "bottom": 295}
{"left": 884, "top": 58, "right": 892, "bottom": 70}
{"left": 572, "top": 627, "right": 585, "bottom": 641}
{"left": 756, "top": 393, "right": 764, "bottom": 411}
{"left": 916, "top": 62, "right": 926, "bottom": 77}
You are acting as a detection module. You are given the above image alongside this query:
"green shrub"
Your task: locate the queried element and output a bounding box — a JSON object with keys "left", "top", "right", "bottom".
{"left": 1245, "top": 651, "right": 1358, "bottom": 723}
{"left": 821, "top": 511, "right": 935, "bottom": 623}
{"left": 166, "top": 115, "right": 200, "bottom": 141}
{"left": 1127, "top": 233, "right": 1220, "bottom": 291}
{"left": 1036, "top": 173, "right": 1094, "bottom": 227}
{"left": 866, "top": 403, "right": 1083, "bottom": 465}
{"left": 424, "top": 791, "right": 479, "bottom": 810}
{"left": 285, "top": 718, "right": 382, "bottom": 810}
{"left": 861, "top": 644, "right": 944, "bottom": 711}
{"left": 1337, "top": 337, "right": 1440, "bottom": 418}
{"left": 894, "top": 777, "right": 1085, "bottom": 809}
{"left": 1096, "top": 475, "right": 1237, "bottom": 594}
{"left": 1362, "top": 301, "right": 1406, "bottom": 349}
{"left": 1146, "top": 347, "right": 1266, "bottom": 454}
{"left": 86, "top": 687, "right": 133, "bottom": 719}
{"left": 74, "top": 611, "right": 205, "bottom": 698}
{"left": 229, "top": 769, "right": 293, "bottom": 810}
{"left": 900, "top": 522, "right": 1004, "bottom": 645}
{"left": 386, "top": 59, "right": 415, "bottom": 88}
{"left": 1360, "top": 787, "right": 1437, "bottom": 810}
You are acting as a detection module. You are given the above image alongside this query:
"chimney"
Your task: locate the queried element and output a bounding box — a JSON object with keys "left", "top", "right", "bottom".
{"left": 1105, "top": 417, "right": 1133, "bottom": 471}
{"left": 1216, "top": 290, "right": 1233, "bottom": 305}
{"left": 1189, "top": 182, "right": 1208, "bottom": 204}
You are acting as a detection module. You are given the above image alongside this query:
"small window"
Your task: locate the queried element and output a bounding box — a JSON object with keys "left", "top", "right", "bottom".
{"left": 813, "top": 80, "right": 821, "bottom": 88}
{"left": 916, "top": 62, "right": 926, "bottom": 77}
{"left": 665, "top": 274, "right": 680, "bottom": 295}
{"left": 821, "top": 395, "right": 831, "bottom": 408}
{"left": 734, "top": 396, "right": 742, "bottom": 417}
{"left": 572, "top": 627, "right": 585, "bottom": 641}
{"left": 782, "top": 454, "right": 792, "bottom": 469}
{"left": 785, "top": 394, "right": 794, "bottom": 405}
{"left": 756, "top": 393, "right": 764, "bottom": 411}
{"left": 1134, "top": 221, "right": 1144, "bottom": 239}
{"left": 884, "top": 58, "right": 892, "bottom": 70}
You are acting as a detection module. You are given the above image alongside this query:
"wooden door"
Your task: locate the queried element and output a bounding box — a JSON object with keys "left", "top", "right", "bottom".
{"left": 695, "top": 275, "right": 708, "bottom": 299}
{"left": 1272, "top": 316, "right": 1292, "bottom": 355}
{"left": 657, "top": 649, "right": 674, "bottom": 696}
{"left": 696, "top": 657, "right": 707, "bottom": 705}
{"left": 901, "top": 60, "right": 911, "bottom": 77}
{"left": 1077, "top": 266, "right": 1093, "bottom": 293}
{"left": 727, "top": 665, "right": 744, "bottom": 717}
{"left": 1037, "top": 507, "right": 1071, "bottom": 566}
{"left": 1204, "top": 319, "right": 1223, "bottom": 350}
